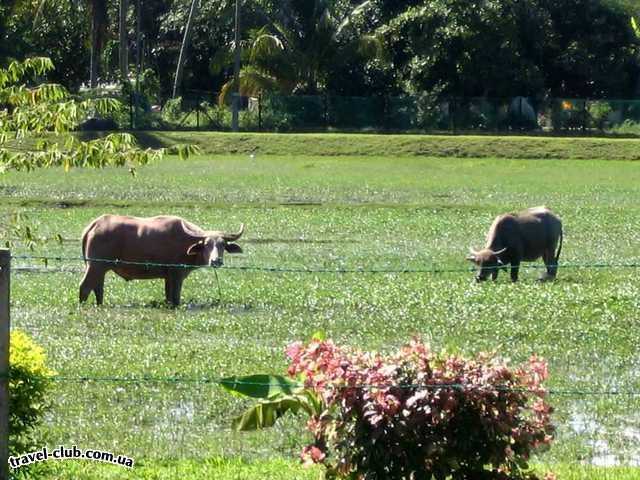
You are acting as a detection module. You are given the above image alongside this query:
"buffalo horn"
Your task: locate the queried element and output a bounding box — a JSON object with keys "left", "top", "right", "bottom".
{"left": 223, "top": 224, "right": 245, "bottom": 241}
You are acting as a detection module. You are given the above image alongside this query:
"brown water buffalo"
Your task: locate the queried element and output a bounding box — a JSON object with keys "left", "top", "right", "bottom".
{"left": 466, "top": 206, "right": 562, "bottom": 283}
{"left": 79, "top": 214, "right": 244, "bottom": 306}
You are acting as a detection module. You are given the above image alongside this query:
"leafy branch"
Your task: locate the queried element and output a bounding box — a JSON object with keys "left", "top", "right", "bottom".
{"left": 0, "top": 56, "right": 199, "bottom": 248}
{"left": 0, "top": 56, "right": 199, "bottom": 173}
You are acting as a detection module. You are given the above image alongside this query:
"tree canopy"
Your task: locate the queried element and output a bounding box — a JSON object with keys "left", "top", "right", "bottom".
{"left": 1, "top": 0, "right": 638, "bottom": 101}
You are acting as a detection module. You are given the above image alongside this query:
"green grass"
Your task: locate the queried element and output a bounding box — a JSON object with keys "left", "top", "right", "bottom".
{"left": 41, "top": 458, "right": 321, "bottom": 480}
{"left": 40, "top": 460, "right": 640, "bottom": 480}
{"left": 3, "top": 134, "right": 640, "bottom": 478}
{"left": 132, "top": 131, "right": 640, "bottom": 160}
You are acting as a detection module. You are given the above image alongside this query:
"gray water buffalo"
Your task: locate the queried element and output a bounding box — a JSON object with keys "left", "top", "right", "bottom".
{"left": 79, "top": 214, "right": 244, "bottom": 306}
{"left": 466, "top": 206, "right": 562, "bottom": 282}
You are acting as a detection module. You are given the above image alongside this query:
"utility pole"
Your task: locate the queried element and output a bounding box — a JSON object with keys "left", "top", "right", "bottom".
{"left": 231, "top": 0, "right": 241, "bottom": 132}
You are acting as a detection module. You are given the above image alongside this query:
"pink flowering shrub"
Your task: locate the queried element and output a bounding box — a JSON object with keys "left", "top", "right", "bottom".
{"left": 286, "top": 338, "right": 554, "bottom": 480}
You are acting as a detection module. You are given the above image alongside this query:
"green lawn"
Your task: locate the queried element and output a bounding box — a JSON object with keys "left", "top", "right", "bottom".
{"left": 3, "top": 133, "right": 640, "bottom": 478}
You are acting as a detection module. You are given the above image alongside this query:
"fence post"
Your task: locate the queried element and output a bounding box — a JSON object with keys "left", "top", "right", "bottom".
{"left": 382, "top": 95, "right": 389, "bottom": 132}
{"left": 451, "top": 97, "right": 457, "bottom": 134}
{"left": 258, "top": 94, "right": 262, "bottom": 131}
{"left": 0, "top": 249, "right": 10, "bottom": 480}
{"left": 323, "top": 95, "right": 329, "bottom": 130}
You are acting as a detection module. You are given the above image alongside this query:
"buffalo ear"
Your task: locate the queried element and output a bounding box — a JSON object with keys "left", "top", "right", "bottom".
{"left": 225, "top": 243, "right": 243, "bottom": 254}
{"left": 465, "top": 255, "right": 476, "bottom": 263}
{"left": 186, "top": 239, "right": 205, "bottom": 255}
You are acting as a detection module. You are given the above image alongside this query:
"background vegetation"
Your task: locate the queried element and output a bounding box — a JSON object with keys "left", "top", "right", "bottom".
{"left": 2, "top": 0, "right": 640, "bottom": 104}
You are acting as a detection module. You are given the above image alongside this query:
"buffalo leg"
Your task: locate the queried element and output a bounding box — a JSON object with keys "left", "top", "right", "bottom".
{"left": 79, "top": 264, "right": 107, "bottom": 305}
{"left": 94, "top": 282, "right": 104, "bottom": 305}
{"left": 164, "top": 272, "right": 179, "bottom": 307}
{"left": 165, "top": 272, "right": 183, "bottom": 306}
{"left": 491, "top": 270, "right": 499, "bottom": 281}
{"left": 510, "top": 261, "right": 520, "bottom": 282}
{"left": 542, "top": 249, "right": 558, "bottom": 280}
{"left": 171, "top": 276, "right": 184, "bottom": 306}
{"left": 79, "top": 273, "right": 92, "bottom": 303}
{"left": 164, "top": 276, "right": 173, "bottom": 304}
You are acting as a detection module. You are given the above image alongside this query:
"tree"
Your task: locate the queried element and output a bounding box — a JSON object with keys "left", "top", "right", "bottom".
{"left": 2, "top": 0, "right": 88, "bottom": 89}
{"left": 0, "top": 0, "right": 18, "bottom": 65}
{"left": 539, "top": 0, "right": 639, "bottom": 98}
{"left": 30, "top": 0, "right": 110, "bottom": 87}
{"left": 216, "top": 0, "right": 382, "bottom": 103}
{"left": 0, "top": 57, "right": 195, "bottom": 171}
{"left": 88, "top": 0, "right": 109, "bottom": 87}
{"left": 119, "top": 0, "right": 129, "bottom": 78}
{"left": 378, "top": 1, "right": 547, "bottom": 98}
{"left": 377, "top": 0, "right": 639, "bottom": 99}
{"left": 0, "top": 56, "right": 197, "bottom": 244}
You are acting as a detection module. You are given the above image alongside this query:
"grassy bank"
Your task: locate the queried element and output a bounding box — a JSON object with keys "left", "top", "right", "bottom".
{"left": 131, "top": 131, "right": 640, "bottom": 160}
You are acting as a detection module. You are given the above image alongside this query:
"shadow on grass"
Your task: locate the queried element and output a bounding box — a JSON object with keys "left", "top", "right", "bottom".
{"left": 75, "top": 131, "right": 177, "bottom": 149}
{"left": 91, "top": 299, "right": 223, "bottom": 310}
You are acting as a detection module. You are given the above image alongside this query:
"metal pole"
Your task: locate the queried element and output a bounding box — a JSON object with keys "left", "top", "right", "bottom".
{"left": 0, "top": 249, "right": 10, "bottom": 480}
{"left": 231, "top": 0, "right": 241, "bottom": 132}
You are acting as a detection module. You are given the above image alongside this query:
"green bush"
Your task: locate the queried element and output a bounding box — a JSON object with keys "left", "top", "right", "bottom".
{"left": 204, "top": 103, "right": 232, "bottom": 129}
{"left": 161, "top": 99, "right": 231, "bottom": 130}
{"left": 10, "top": 330, "right": 54, "bottom": 457}
{"left": 261, "top": 95, "right": 325, "bottom": 131}
{"left": 162, "top": 97, "right": 184, "bottom": 124}
{"left": 226, "top": 338, "right": 556, "bottom": 480}
{"left": 588, "top": 101, "right": 612, "bottom": 131}
{"left": 608, "top": 118, "right": 640, "bottom": 135}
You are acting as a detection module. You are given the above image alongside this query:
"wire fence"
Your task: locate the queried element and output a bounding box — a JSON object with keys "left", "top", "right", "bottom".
{"left": 33, "top": 375, "right": 640, "bottom": 397}
{"left": 9, "top": 254, "right": 640, "bottom": 274}
{"left": 10, "top": 251, "right": 640, "bottom": 398}
{"left": 7, "top": 250, "right": 640, "bottom": 467}
{"left": 85, "top": 90, "right": 640, "bottom": 135}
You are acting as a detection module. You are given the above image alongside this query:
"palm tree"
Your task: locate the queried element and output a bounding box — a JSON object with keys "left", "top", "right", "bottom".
{"left": 217, "top": 0, "right": 380, "bottom": 104}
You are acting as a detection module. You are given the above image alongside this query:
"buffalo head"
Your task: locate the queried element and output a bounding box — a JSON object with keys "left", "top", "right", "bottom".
{"left": 186, "top": 224, "right": 244, "bottom": 267}
{"left": 466, "top": 247, "right": 507, "bottom": 282}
